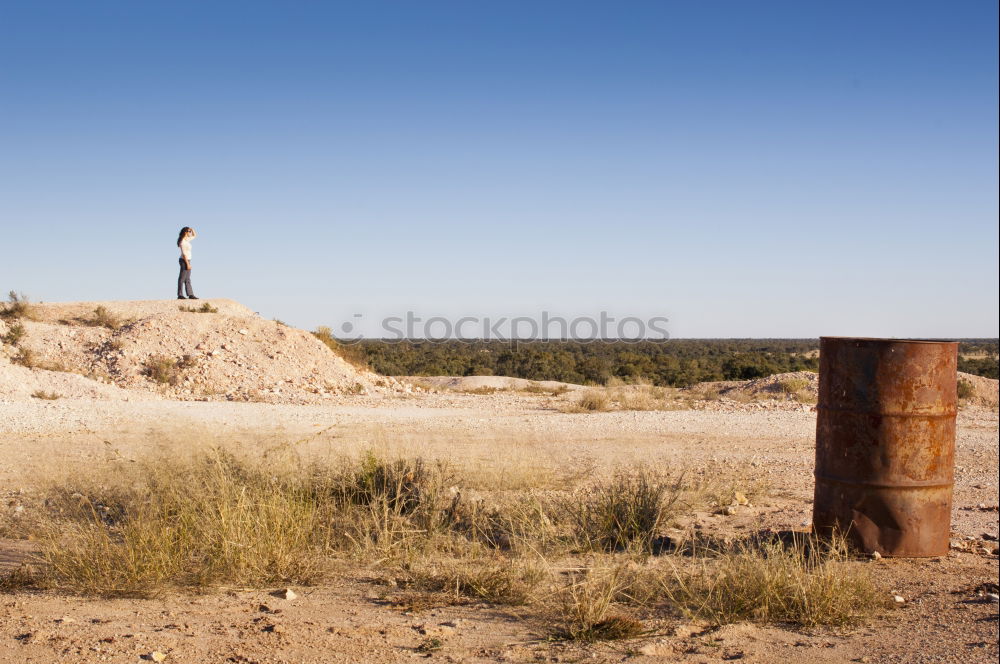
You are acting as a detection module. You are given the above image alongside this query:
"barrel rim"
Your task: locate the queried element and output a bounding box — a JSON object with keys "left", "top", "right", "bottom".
{"left": 819, "top": 336, "right": 958, "bottom": 346}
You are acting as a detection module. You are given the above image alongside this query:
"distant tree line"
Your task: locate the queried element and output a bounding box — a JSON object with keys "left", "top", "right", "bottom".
{"left": 311, "top": 334, "right": 999, "bottom": 386}
{"left": 957, "top": 339, "right": 999, "bottom": 379}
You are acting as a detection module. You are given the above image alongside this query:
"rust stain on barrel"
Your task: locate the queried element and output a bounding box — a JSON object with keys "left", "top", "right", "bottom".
{"left": 812, "top": 337, "right": 957, "bottom": 557}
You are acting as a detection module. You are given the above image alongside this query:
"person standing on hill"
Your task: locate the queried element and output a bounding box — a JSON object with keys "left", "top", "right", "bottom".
{"left": 177, "top": 226, "right": 199, "bottom": 300}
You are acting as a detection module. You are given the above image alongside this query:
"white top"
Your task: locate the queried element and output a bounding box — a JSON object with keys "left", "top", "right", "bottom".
{"left": 180, "top": 238, "right": 192, "bottom": 260}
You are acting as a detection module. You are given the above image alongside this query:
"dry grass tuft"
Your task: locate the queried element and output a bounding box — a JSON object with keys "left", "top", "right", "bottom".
{"left": 12, "top": 347, "right": 67, "bottom": 372}
{"left": 564, "top": 390, "right": 610, "bottom": 413}
{"left": 85, "top": 306, "right": 123, "bottom": 330}
{"left": 550, "top": 566, "right": 645, "bottom": 641}
{"left": 31, "top": 390, "right": 61, "bottom": 400}
{"left": 570, "top": 469, "right": 683, "bottom": 553}
{"left": 662, "top": 534, "right": 883, "bottom": 627}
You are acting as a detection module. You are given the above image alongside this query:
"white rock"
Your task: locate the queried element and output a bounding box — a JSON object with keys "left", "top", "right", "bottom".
{"left": 892, "top": 594, "right": 905, "bottom": 604}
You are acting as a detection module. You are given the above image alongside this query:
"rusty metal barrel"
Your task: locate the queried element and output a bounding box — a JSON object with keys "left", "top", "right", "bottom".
{"left": 813, "top": 337, "right": 958, "bottom": 557}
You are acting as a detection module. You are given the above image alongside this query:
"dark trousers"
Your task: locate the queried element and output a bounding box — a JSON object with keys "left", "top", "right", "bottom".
{"left": 178, "top": 258, "right": 195, "bottom": 297}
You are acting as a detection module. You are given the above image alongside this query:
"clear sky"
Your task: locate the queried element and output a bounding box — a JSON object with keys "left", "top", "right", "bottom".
{"left": 1, "top": 0, "right": 997, "bottom": 338}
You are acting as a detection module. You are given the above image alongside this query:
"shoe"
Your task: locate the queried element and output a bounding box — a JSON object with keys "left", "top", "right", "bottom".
{"left": 187, "top": 296, "right": 199, "bottom": 300}
{"left": 177, "top": 296, "right": 186, "bottom": 300}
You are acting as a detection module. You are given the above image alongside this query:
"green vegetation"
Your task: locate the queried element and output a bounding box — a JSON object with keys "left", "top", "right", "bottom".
{"left": 336, "top": 338, "right": 824, "bottom": 386}
{"left": 324, "top": 338, "right": 998, "bottom": 385}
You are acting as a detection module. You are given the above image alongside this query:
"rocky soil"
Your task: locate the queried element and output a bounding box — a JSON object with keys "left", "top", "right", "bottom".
{"left": 2, "top": 299, "right": 410, "bottom": 403}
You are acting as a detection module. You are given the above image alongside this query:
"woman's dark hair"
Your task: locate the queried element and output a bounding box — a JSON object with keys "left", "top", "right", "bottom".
{"left": 177, "top": 227, "right": 192, "bottom": 247}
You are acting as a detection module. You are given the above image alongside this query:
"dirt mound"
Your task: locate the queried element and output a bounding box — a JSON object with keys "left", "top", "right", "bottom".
{"left": 958, "top": 371, "right": 998, "bottom": 408}
{"left": 705, "top": 370, "right": 995, "bottom": 408}
{"left": 5, "top": 299, "right": 405, "bottom": 403}
{"left": 730, "top": 371, "right": 819, "bottom": 398}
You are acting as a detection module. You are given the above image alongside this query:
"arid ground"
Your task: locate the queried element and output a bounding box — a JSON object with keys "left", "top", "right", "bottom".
{"left": 1, "top": 300, "right": 997, "bottom": 663}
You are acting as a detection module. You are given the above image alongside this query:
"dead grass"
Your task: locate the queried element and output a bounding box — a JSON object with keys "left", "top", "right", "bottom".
{"left": 957, "top": 377, "right": 975, "bottom": 400}
{"left": 4, "top": 447, "right": 882, "bottom": 632}
{"left": 12, "top": 347, "right": 68, "bottom": 372}
{"left": 31, "top": 390, "right": 61, "bottom": 400}
{"left": 570, "top": 469, "right": 684, "bottom": 553}
{"left": 84, "top": 306, "right": 123, "bottom": 330}
{"left": 563, "top": 390, "right": 610, "bottom": 413}
{"left": 662, "top": 534, "right": 883, "bottom": 627}
{"left": 549, "top": 566, "right": 646, "bottom": 641}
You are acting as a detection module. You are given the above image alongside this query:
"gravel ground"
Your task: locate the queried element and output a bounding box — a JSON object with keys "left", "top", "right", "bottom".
{"left": 0, "top": 392, "right": 996, "bottom": 664}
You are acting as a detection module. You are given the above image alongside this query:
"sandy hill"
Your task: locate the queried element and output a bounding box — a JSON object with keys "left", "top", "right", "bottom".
{"left": 1, "top": 299, "right": 404, "bottom": 403}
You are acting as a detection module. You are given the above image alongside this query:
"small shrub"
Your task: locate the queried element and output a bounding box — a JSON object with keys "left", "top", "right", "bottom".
{"left": 31, "top": 390, "right": 61, "bottom": 400}
{"left": 416, "top": 638, "right": 444, "bottom": 653}
{"left": 571, "top": 469, "right": 683, "bottom": 553}
{"left": 2, "top": 321, "right": 26, "bottom": 346}
{"left": 142, "top": 355, "right": 181, "bottom": 385}
{"left": 179, "top": 302, "right": 219, "bottom": 314}
{"left": 0, "top": 291, "right": 35, "bottom": 320}
{"left": 957, "top": 378, "right": 975, "bottom": 400}
{"left": 86, "top": 306, "right": 122, "bottom": 330}
{"left": 565, "top": 390, "right": 609, "bottom": 413}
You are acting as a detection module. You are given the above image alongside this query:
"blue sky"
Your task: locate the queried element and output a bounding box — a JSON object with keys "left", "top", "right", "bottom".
{"left": 1, "top": 0, "right": 997, "bottom": 337}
